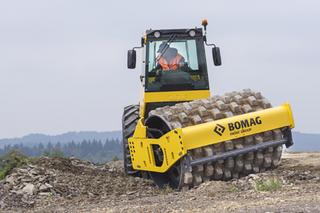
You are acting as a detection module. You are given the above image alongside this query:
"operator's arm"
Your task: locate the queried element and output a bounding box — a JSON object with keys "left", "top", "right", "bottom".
{"left": 178, "top": 55, "right": 190, "bottom": 71}
{"left": 179, "top": 55, "right": 185, "bottom": 66}
{"left": 154, "top": 63, "right": 162, "bottom": 70}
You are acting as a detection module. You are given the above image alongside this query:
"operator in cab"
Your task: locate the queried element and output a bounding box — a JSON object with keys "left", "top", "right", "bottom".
{"left": 156, "top": 42, "right": 185, "bottom": 71}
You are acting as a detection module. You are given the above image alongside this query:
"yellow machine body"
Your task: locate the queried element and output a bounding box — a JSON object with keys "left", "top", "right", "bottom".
{"left": 139, "top": 90, "right": 211, "bottom": 117}
{"left": 128, "top": 103, "right": 294, "bottom": 173}
{"left": 126, "top": 26, "right": 295, "bottom": 178}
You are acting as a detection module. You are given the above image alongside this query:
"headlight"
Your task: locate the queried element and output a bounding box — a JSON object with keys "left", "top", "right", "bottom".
{"left": 154, "top": 31, "right": 161, "bottom": 38}
{"left": 189, "top": 30, "right": 196, "bottom": 37}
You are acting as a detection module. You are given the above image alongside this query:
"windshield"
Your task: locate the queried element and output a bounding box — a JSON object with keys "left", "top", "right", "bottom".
{"left": 145, "top": 38, "right": 209, "bottom": 92}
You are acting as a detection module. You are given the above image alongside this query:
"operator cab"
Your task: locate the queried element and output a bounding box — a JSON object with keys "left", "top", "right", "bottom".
{"left": 145, "top": 28, "right": 209, "bottom": 92}
{"left": 128, "top": 20, "right": 222, "bottom": 93}
{"left": 127, "top": 20, "right": 222, "bottom": 116}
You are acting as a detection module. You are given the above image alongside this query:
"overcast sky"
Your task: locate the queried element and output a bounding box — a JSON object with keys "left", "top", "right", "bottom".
{"left": 0, "top": 0, "right": 319, "bottom": 138}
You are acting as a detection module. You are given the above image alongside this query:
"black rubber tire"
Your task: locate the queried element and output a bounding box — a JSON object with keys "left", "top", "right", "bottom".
{"left": 122, "top": 104, "right": 140, "bottom": 176}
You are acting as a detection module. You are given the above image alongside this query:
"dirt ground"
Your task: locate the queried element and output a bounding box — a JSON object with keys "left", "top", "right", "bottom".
{"left": 1, "top": 152, "right": 320, "bottom": 213}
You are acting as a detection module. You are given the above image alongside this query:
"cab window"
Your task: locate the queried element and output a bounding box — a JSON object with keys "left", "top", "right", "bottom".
{"left": 145, "top": 38, "right": 209, "bottom": 92}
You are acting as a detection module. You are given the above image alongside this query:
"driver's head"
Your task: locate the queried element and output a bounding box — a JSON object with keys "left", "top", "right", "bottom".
{"left": 157, "top": 42, "right": 169, "bottom": 53}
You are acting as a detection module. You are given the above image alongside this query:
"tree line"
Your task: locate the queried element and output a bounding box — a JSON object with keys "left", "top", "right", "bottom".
{"left": 0, "top": 139, "right": 122, "bottom": 163}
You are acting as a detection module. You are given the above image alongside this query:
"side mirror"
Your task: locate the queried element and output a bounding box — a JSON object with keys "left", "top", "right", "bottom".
{"left": 127, "top": 49, "right": 136, "bottom": 69}
{"left": 212, "top": 47, "right": 222, "bottom": 66}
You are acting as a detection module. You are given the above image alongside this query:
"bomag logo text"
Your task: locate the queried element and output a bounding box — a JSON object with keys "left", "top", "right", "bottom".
{"left": 228, "top": 116, "right": 262, "bottom": 131}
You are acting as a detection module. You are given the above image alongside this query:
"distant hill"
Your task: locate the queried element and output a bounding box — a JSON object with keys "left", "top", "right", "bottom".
{"left": 0, "top": 131, "right": 318, "bottom": 152}
{"left": 289, "top": 132, "right": 320, "bottom": 152}
{"left": 0, "top": 131, "right": 121, "bottom": 148}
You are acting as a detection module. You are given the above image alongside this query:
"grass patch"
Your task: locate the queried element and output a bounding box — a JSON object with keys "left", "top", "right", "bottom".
{"left": 112, "top": 156, "right": 119, "bottom": 161}
{"left": 229, "top": 185, "right": 239, "bottom": 192}
{"left": 0, "top": 150, "right": 30, "bottom": 180}
{"left": 158, "top": 185, "right": 174, "bottom": 195}
{"left": 254, "top": 177, "right": 282, "bottom": 192}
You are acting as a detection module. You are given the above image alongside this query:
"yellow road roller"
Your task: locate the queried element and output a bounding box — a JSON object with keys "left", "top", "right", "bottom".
{"left": 123, "top": 20, "right": 294, "bottom": 189}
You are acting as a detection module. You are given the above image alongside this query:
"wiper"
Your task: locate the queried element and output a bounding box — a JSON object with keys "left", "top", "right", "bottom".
{"left": 155, "top": 34, "right": 177, "bottom": 64}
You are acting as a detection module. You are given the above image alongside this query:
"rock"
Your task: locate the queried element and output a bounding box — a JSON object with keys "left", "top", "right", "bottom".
{"left": 21, "top": 198, "right": 35, "bottom": 206}
{"left": 126, "top": 191, "right": 137, "bottom": 195}
{"left": 39, "top": 183, "right": 53, "bottom": 192}
{"left": 17, "top": 168, "right": 28, "bottom": 174}
{"left": 248, "top": 174, "right": 260, "bottom": 180}
{"left": 45, "top": 183, "right": 53, "bottom": 188}
{"left": 39, "top": 192, "right": 51, "bottom": 196}
{"left": 22, "top": 183, "right": 35, "bottom": 195}
{"left": 21, "top": 177, "right": 33, "bottom": 183}
{"left": 29, "top": 169, "right": 39, "bottom": 175}
{"left": 39, "top": 185, "right": 48, "bottom": 192}
{"left": 0, "top": 200, "right": 6, "bottom": 208}
{"left": 4, "top": 184, "right": 13, "bottom": 191}
{"left": 5, "top": 176, "right": 15, "bottom": 185}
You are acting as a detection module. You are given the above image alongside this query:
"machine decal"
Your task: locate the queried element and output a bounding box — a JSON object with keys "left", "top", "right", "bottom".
{"left": 214, "top": 124, "right": 226, "bottom": 136}
{"left": 228, "top": 116, "right": 262, "bottom": 131}
{"left": 215, "top": 117, "right": 263, "bottom": 137}
{"left": 228, "top": 116, "right": 262, "bottom": 136}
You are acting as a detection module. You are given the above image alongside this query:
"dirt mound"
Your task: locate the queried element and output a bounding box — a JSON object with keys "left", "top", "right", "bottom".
{"left": 0, "top": 157, "right": 156, "bottom": 210}
{"left": 0, "top": 153, "right": 320, "bottom": 212}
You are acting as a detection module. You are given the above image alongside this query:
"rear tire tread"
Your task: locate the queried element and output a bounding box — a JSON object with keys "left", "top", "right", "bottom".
{"left": 122, "top": 104, "right": 140, "bottom": 176}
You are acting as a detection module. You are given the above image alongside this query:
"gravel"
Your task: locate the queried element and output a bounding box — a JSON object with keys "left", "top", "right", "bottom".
{"left": 0, "top": 153, "right": 319, "bottom": 212}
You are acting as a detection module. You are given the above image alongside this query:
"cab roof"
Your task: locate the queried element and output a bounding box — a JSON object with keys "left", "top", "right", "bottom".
{"left": 145, "top": 28, "right": 203, "bottom": 39}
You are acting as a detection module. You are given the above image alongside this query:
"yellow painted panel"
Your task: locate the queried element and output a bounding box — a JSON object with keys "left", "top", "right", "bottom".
{"left": 132, "top": 119, "right": 147, "bottom": 138}
{"left": 128, "top": 128, "right": 187, "bottom": 173}
{"left": 144, "top": 90, "right": 210, "bottom": 103}
{"left": 129, "top": 103, "right": 294, "bottom": 173}
{"left": 183, "top": 103, "right": 294, "bottom": 150}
